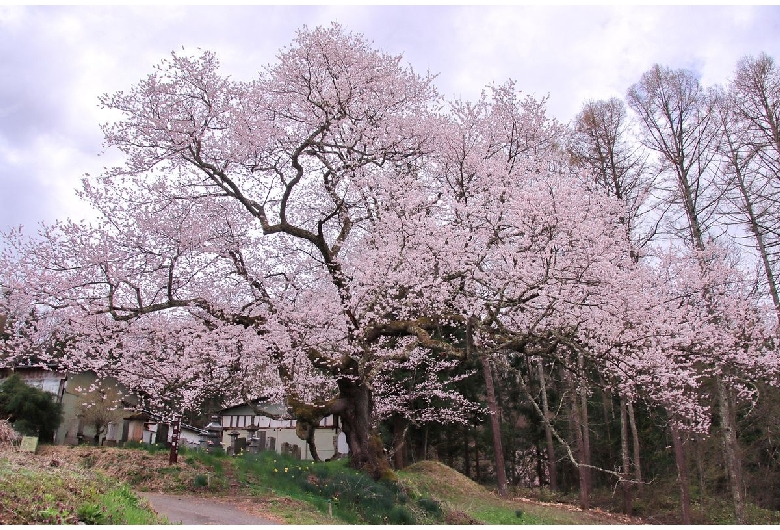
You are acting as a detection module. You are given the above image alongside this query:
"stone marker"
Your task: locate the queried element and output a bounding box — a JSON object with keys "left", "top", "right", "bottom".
{"left": 20, "top": 436, "right": 39, "bottom": 453}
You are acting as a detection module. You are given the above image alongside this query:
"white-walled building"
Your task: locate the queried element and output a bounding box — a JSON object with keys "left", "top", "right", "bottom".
{"left": 218, "top": 401, "right": 348, "bottom": 460}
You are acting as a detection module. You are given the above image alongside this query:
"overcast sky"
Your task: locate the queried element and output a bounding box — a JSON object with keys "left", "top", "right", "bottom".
{"left": 1, "top": 5, "right": 779, "bottom": 235}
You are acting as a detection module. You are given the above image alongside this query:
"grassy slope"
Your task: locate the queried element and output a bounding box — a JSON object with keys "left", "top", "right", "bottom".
{"left": 1, "top": 444, "right": 644, "bottom": 524}
{"left": 3, "top": 444, "right": 642, "bottom": 525}
{"left": 5, "top": 444, "right": 780, "bottom": 524}
{"left": 0, "top": 446, "right": 165, "bottom": 524}
{"left": 397, "top": 461, "right": 635, "bottom": 525}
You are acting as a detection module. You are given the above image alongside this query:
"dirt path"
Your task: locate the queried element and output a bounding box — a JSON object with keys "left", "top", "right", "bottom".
{"left": 140, "top": 493, "right": 280, "bottom": 525}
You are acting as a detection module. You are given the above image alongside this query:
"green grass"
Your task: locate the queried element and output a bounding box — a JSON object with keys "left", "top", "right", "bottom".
{"left": 471, "top": 506, "right": 545, "bottom": 524}
{"left": 232, "top": 451, "right": 418, "bottom": 524}
{"left": 0, "top": 455, "right": 165, "bottom": 524}
{"left": 77, "top": 484, "right": 162, "bottom": 524}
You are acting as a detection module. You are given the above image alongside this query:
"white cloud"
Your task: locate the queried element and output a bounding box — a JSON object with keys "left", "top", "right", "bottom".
{"left": 2, "top": 5, "right": 780, "bottom": 234}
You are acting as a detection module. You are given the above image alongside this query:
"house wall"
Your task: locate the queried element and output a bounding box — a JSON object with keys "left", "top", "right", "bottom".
{"left": 173, "top": 427, "right": 204, "bottom": 448}
{"left": 58, "top": 371, "right": 96, "bottom": 444}
{"left": 218, "top": 407, "right": 348, "bottom": 460}
{"left": 57, "top": 372, "right": 131, "bottom": 445}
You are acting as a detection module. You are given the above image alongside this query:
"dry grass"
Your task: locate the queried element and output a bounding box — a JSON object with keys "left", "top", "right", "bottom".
{"left": 0, "top": 420, "right": 20, "bottom": 446}
{"left": 35, "top": 445, "right": 208, "bottom": 492}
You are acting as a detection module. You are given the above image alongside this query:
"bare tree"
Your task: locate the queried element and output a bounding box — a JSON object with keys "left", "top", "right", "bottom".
{"left": 628, "top": 64, "right": 746, "bottom": 524}
{"left": 717, "top": 54, "right": 780, "bottom": 324}
{"left": 627, "top": 65, "right": 722, "bottom": 250}
{"left": 570, "top": 98, "right": 657, "bottom": 257}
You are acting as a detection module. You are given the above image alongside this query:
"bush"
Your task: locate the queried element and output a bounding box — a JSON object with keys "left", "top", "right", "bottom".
{"left": 417, "top": 496, "right": 442, "bottom": 515}
{"left": 0, "top": 374, "right": 62, "bottom": 441}
{"left": 388, "top": 505, "right": 416, "bottom": 524}
{"left": 0, "top": 419, "right": 21, "bottom": 446}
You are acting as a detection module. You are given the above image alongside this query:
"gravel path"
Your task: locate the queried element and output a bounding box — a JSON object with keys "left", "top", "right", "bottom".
{"left": 140, "top": 493, "right": 279, "bottom": 525}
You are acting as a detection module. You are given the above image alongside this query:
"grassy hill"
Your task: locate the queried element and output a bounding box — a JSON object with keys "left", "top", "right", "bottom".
{"left": 398, "top": 460, "right": 636, "bottom": 525}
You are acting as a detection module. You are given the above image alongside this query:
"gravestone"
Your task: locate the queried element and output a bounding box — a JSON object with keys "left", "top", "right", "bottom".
{"left": 20, "top": 436, "right": 38, "bottom": 453}
{"left": 258, "top": 431, "right": 266, "bottom": 451}
{"left": 121, "top": 420, "right": 130, "bottom": 443}
{"left": 156, "top": 423, "right": 170, "bottom": 447}
{"left": 105, "top": 421, "right": 119, "bottom": 443}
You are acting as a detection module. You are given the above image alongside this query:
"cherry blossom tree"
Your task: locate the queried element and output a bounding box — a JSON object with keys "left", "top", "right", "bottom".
{"left": 3, "top": 25, "right": 773, "bottom": 491}
{"left": 1, "top": 24, "right": 458, "bottom": 477}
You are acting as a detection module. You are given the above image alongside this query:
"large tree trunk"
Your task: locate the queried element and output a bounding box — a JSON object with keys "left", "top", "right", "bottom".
{"left": 333, "top": 378, "right": 386, "bottom": 479}
{"left": 480, "top": 354, "right": 509, "bottom": 496}
{"left": 670, "top": 423, "right": 692, "bottom": 524}
{"left": 717, "top": 376, "right": 746, "bottom": 524}
{"left": 537, "top": 359, "right": 558, "bottom": 490}
{"left": 305, "top": 424, "right": 321, "bottom": 462}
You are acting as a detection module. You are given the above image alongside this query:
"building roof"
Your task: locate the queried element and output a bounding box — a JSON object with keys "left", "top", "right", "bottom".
{"left": 218, "top": 399, "right": 289, "bottom": 419}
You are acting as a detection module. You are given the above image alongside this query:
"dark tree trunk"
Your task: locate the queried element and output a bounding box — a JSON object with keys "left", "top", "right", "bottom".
{"left": 537, "top": 359, "right": 558, "bottom": 490}
{"left": 168, "top": 416, "right": 181, "bottom": 465}
{"left": 535, "top": 443, "right": 545, "bottom": 488}
{"left": 463, "top": 423, "right": 471, "bottom": 478}
{"left": 694, "top": 432, "right": 706, "bottom": 500}
{"left": 475, "top": 423, "right": 482, "bottom": 483}
{"left": 627, "top": 401, "right": 643, "bottom": 493}
{"left": 601, "top": 386, "right": 614, "bottom": 465}
{"left": 480, "top": 354, "right": 509, "bottom": 496}
{"left": 567, "top": 365, "right": 590, "bottom": 510}
{"left": 717, "top": 376, "right": 746, "bottom": 524}
{"left": 577, "top": 351, "right": 592, "bottom": 506}
{"left": 306, "top": 426, "right": 321, "bottom": 462}
{"left": 392, "top": 415, "right": 407, "bottom": 470}
{"left": 333, "top": 378, "right": 385, "bottom": 478}
{"left": 570, "top": 387, "right": 589, "bottom": 509}
{"left": 670, "top": 423, "right": 692, "bottom": 524}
